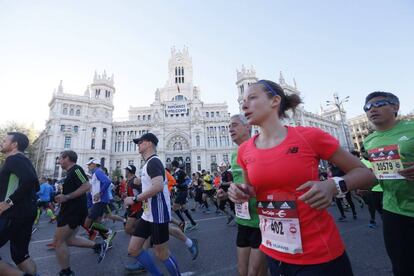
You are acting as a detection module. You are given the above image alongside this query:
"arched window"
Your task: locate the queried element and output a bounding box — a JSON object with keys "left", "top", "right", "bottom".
{"left": 76, "top": 109, "right": 80, "bottom": 116}
{"left": 92, "top": 127, "right": 96, "bottom": 133}
{"left": 91, "top": 138, "right": 95, "bottom": 150}
{"left": 181, "top": 67, "right": 184, "bottom": 76}
{"left": 102, "top": 139, "right": 106, "bottom": 150}
{"left": 63, "top": 108, "right": 68, "bottom": 115}
{"left": 101, "top": 158, "right": 105, "bottom": 168}
{"left": 69, "top": 109, "right": 74, "bottom": 115}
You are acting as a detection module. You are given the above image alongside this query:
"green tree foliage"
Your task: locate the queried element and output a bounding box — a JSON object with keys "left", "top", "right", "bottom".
{"left": 0, "top": 121, "right": 38, "bottom": 164}
{"left": 111, "top": 168, "right": 122, "bottom": 180}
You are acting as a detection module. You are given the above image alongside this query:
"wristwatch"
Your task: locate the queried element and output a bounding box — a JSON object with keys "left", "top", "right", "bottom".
{"left": 332, "top": 177, "right": 348, "bottom": 198}
{"left": 5, "top": 198, "right": 14, "bottom": 206}
{"left": 133, "top": 195, "right": 139, "bottom": 203}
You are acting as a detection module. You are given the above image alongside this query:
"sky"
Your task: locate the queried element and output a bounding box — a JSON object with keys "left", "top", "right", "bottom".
{"left": 0, "top": 0, "right": 413, "bottom": 130}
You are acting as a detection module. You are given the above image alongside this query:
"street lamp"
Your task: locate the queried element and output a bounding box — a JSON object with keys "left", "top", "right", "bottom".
{"left": 326, "top": 93, "right": 352, "bottom": 151}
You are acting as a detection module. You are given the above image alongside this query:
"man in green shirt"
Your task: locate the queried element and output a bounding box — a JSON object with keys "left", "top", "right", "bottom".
{"left": 228, "top": 114, "right": 266, "bottom": 276}
{"left": 363, "top": 91, "right": 414, "bottom": 276}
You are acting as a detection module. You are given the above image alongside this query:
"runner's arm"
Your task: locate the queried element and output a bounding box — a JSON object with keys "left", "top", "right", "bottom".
{"left": 134, "top": 176, "right": 164, "bottom": 202}
{"left": 298, "top": 147, "right": 376, "bottom": 209}
{"left": 228, "top": 169, "right": 255, "bottom": 203}
{"left": 329, "top": 147, "right": 376, "bottom": 191}
{"left": 65, "top": 182, "right": 91, "bottom": 200}
{"left": 95, "top": 169, "right": 111, "bottom": 195}
{"left": 7, "top": 156, "right": 39, "bottom": 204}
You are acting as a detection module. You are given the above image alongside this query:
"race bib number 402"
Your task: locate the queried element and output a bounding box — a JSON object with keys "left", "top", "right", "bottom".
{"left": 368, "top": 145, "right": 405, "bottom": 180}
{"left": 257, "top": 192, "right": 303, "bottom": 254}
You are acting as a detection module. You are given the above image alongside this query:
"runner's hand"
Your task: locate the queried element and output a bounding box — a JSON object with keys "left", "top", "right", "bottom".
{"left": 399, "top": 162, "right": 414, "bottom": 181}
{"left": 297, "top": 180, "right": 336, "bottom": 210}
{"left": 54, "top": 194, "right": 69, "bottom": 203}
{"left": 0, "top": 201, "right": 12, "bottom": 215}
{"left": 228, "top": 183, "right": 252, "bottom": 204}
{"left": 93, "top": 193, "right": 100, "bottom": 202}
{"left": 124, "top": 196, "right": 134, "bottom": 207}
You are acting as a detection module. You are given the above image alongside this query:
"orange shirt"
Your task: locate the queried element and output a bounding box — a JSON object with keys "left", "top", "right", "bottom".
{"left": 213, "top": 176, "right": 221, "bottom": 187}
{"left": 166, "top": 170, "right": 176, "bottom": 193}
{"left": 238, "top": 126, "right": 344, "bottom": 265}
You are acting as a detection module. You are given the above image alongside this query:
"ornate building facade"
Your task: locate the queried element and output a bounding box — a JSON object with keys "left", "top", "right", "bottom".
{"left": 33, "top": 47, "right": 356, "bottom": 178}
{"left": 33, "top": 47, "right": 234, "bottom": 177}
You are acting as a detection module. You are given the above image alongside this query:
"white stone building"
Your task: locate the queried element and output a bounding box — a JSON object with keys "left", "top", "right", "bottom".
{"left": 33, "top": 47, "right": 235, "bottom": 178}
{"left": 33, "top": 47, "right": 354, "bottom": 178}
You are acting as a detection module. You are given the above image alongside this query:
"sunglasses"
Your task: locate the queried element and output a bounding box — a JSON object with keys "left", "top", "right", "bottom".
{"left": 363, "top": 99, "right": 397, "bottom": 112}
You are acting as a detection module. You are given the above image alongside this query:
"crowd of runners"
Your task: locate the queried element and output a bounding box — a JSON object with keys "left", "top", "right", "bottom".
{"left": 0, "top": 80, "right": 413, "bottom": 276}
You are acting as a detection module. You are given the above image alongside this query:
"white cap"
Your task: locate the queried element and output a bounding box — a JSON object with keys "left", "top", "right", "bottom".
{"left": 86, "top": 159, "right": 100, "bottom": 165}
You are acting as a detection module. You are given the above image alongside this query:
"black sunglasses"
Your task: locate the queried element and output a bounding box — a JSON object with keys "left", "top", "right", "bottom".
{"left": 363, "top": 99, "right": 397, "bottom": 112}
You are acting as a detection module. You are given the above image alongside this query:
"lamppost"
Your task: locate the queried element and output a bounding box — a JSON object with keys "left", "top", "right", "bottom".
{"left": 326, "top": 93, "right": 352, "bottom": 151}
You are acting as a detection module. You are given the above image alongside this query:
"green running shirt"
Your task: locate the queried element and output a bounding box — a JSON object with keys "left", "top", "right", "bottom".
{"left": 363, "top": 120, "right": 414, "bottom": 217}
{"left": 231, "top": 151, "right": 259, "bottom": 228}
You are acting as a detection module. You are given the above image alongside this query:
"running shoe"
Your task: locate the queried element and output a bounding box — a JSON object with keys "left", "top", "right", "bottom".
{"left": 353, "top": 214, "right": 357, "bottom": 220}
{"left": 369, "top": 221, "right": 377, "bottom": 229}
{"left": 188, "top": 239, "right": 199, "bottom": 260}
{"left": 59, "top": 270, "right": 75, "bottom": 276}
{"left": 31, "top": 227, "right": 38, "bottom": 235}
{"left": 125, "top": 261, "right": 146, "bottom": 273}
{"left": 226, "top": 216, "right": 235, "bottom": 225}
{"left": 185, "top": 224, "right": 198, "bottom": 232}
{"left": 337, "top": 216, "right": 346, "bottom": 222}
{"left": 97, "top": 241, "right": 109, "bottom": 264}
{"left": 106, "top": 229, "right": 116, "bottom": 249}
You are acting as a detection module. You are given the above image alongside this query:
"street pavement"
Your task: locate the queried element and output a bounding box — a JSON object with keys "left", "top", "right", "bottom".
{"left": 1, "top": 201, "right": 392, "bottom": 276}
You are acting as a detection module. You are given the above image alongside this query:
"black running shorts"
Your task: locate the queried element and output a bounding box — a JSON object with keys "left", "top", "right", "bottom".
{"left": 0, "top": 217, "right": 35, "bottom": 264}
{"left": 133, "top": 219, "right": 169, "bottom": 245}
{"left": 88, "top": 202, "right": 108, "bottom": 220}
{"left": 57, "top": 213, "right": 87, "bottom": 229}
{"left": 174, "top": 191, "right": 188, "bottom": 205}
{"left": 237, "top": 224, "right": 262, "bottom": 249}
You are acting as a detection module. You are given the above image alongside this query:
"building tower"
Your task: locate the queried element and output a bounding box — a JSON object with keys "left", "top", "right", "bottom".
{"left": 236, "top": 65, "right": 258, "bottom": 111}
{"left": 87, "top": 71, "right": 115, "bottom": 168}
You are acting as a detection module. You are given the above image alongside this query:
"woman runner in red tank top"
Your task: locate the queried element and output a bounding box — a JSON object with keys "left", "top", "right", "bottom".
{"left": 228, "top": 80, "right": 375, "bottom": 276}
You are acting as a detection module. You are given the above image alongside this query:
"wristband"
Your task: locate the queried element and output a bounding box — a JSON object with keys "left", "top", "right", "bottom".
{"left": 5, "top": 198, "right": 14, "bottom": 206}
{"left": 133, "top": 195, "right": 139, "bottom": 203}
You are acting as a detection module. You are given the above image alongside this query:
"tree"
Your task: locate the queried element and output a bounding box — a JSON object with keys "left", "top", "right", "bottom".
{"left": 0, "top": 121, "right": 38, "bottom": 164}
{"left": 111, "top": 168, "right": 122, "bottom": 181}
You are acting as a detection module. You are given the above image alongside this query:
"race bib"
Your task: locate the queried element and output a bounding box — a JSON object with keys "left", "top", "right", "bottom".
{"left": 235, "top": 202, "right": 251, "bottom": 220}
{"left": 368, "top": 145, "right": 405, "bottom": 180}
{"left": 143, "top": 200, "right": 149, "bottom": 212}
{"left": 257, "top": 192, "right": 303, "bottom": 254}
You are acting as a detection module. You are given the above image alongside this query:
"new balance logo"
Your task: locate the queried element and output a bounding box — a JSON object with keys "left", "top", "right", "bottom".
{"left": 286, "top": 147, "right": 299, "bottom": 154}
{"left": 280, "top": 202, "right": 291, "bottom": 209}
{"left": 399, "top": 136, "right": 409, "bottom": 141}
